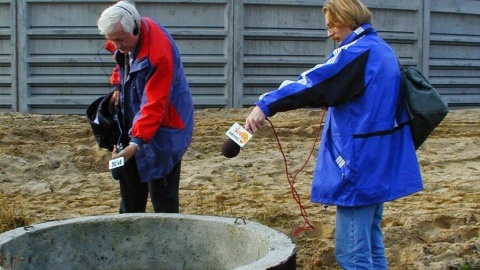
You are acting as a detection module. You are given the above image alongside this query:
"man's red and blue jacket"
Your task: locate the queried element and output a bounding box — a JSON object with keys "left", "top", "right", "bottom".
{"left": 110, "top": 17, "right": 194, "bottom": 182}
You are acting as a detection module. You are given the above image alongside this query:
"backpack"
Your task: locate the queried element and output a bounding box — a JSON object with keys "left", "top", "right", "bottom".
{"left": 401, "top": 66, "right": 449, "bottom": 150}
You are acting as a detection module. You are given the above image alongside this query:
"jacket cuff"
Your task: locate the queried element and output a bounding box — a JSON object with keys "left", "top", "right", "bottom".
{"left": 255, "top": 100, "right": 271, "bottom": 117}
{"left": 130, "top": 138, "right": 143, "bottom": 149}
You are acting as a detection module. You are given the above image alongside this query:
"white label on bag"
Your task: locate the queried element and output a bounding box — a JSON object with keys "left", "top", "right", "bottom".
{"left": 225, "top": 122, "right": 252, "bottom": 147}
{"left": 109, "top": 157, "right": 124, "bottom": 170}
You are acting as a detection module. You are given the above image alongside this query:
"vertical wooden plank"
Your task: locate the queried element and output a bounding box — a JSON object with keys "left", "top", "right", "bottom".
{"left": 0, "top": 0, "right": 13, "bottom": 111}
{"left": 422, "top": 0, "right": 430, "bottom": 76}
{"left": 232, "top": 0, "right": 244, "bottom": 108}
{"left": 226, "top": 0, "right": 235, "bottom": 108}
{"left": 16, "top": 0, "right": 28, "bottom": 113}
{"left": 9, "top": 0, "right": 17, "bottom": 112}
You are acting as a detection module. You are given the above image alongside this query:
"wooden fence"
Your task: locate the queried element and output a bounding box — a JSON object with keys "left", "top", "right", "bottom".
{"left": 2, "top": 0, "right": 479, "bottom": 114}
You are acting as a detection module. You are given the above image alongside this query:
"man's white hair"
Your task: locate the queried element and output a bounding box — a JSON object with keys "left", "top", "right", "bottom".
{"left": 97, "top": 1, "right": 140, "bottom": 36}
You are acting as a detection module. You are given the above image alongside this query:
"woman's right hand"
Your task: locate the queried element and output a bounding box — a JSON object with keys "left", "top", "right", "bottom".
{"left": 245, "top": 106, "right": 266, "bottom": 133}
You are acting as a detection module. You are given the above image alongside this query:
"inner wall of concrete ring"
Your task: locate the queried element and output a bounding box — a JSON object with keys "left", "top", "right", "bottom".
{"left": 0, "top": 213, "right": 297, "bottom": 270}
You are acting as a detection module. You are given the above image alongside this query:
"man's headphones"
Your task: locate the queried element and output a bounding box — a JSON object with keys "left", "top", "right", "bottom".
{"left": 116, "top": 5, "right": 139, "bottom": 36}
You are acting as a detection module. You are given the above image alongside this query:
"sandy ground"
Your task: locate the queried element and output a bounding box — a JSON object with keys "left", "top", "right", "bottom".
{"left": 0, "top": 107, "right": 479, "bottom": 269}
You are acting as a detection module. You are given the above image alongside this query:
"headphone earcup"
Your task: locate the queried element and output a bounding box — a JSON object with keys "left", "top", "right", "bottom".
{"left": 133, "top": 25, "right": 139, "bottom": 36}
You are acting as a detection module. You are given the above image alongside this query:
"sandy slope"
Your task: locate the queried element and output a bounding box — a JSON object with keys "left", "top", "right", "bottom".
{"left": 0, "top": 108, "right": 479, "bottom": 269}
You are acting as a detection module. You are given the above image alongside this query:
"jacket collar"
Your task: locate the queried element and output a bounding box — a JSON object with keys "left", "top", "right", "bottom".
{"left": 340, "top": 23, "right": 376, "bottom": 46}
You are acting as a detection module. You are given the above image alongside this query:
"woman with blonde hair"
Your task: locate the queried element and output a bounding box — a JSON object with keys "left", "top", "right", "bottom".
{"left": 245, "top": 0, "right": 422, "bottom": 268}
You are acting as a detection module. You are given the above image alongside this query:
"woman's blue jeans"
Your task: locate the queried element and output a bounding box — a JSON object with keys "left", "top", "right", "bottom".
{"left": 335, "top": 203, "right": 388, "bottom": 270}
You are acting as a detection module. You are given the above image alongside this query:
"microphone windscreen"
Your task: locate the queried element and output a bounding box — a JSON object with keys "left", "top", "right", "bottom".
{"left": 221, "top": 139, "right": 241, "bottom": 158}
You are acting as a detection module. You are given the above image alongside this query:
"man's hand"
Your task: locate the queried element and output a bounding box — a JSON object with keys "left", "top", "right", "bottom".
{"left": 112, "top": 144, "right": 137, "bottom": 162}
{"left": 245, "top": 106, "right": 266, "bottom": 133}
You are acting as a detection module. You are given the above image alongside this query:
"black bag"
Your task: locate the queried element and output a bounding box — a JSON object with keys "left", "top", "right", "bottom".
{"left": 401, "top": 66, "right": 449, "bottom": 150}
{"left": 86, "top": 91, "right": 121, "bottom": 151}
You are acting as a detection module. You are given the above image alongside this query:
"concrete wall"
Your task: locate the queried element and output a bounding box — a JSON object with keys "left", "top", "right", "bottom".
{"left": 3, "top": 0, "right": 480, "bottom": 114}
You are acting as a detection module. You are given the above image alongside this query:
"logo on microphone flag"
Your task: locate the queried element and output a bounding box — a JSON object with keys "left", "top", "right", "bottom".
{"left": 226, "top": 123, "right": 252, "bottom": 147}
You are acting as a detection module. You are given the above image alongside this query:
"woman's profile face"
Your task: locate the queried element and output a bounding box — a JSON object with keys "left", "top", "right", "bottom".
{"left": 325, "top": 11, "right": 353, "bottom": 43}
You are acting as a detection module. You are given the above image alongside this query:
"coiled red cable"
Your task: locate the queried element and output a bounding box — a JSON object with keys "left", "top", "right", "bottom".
{"left": 266, "top": 109, "right": 326, "bottom": 236}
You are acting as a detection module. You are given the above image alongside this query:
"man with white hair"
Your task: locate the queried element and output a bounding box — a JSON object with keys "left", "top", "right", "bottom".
{"left": 97, "top": 1, "right": 194, "bottom": 214}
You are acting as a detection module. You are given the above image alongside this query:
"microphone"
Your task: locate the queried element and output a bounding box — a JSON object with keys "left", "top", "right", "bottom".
{"left": 222, "top": 123, "right": 253, "bottom": 158}
{"left": 221, "top": 139, "right": 241, "bottom": 158}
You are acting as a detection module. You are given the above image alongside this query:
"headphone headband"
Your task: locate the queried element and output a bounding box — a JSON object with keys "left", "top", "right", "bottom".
{"left": 116, "top": 5, "right": 139, "bottom": 35}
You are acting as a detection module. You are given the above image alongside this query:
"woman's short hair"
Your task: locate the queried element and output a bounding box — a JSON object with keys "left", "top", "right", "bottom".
{"left": 97, "top": 1, "right": 141, "bottom": 36}
{"left": 322, "top": 0, "right": 372, "bottom": 30}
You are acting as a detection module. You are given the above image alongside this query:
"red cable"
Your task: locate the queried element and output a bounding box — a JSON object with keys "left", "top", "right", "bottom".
{"left": 266, "top": 109, "right": 326, "bottom": 236}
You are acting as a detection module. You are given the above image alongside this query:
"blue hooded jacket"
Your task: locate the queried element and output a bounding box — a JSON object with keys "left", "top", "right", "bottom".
{"left": 256, "top": 24, "right": 423, "bottom": 206}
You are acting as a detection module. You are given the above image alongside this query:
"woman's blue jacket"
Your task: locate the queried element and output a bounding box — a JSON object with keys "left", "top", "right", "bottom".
{"left": 255, "top": 24, "right": 423, "bottom": 207}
